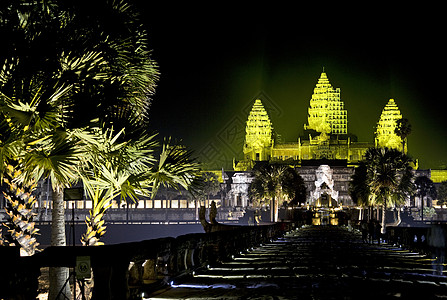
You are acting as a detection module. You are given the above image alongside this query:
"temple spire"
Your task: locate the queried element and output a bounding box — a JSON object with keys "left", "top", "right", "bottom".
{"left": 375, "top": 99, "right": 405, "bottom": 151}
{"left": 304, "top": 71, "right": 347, "bottom": 135}
{"left": 243, "top": 99, "right": 273, "bottom": 161}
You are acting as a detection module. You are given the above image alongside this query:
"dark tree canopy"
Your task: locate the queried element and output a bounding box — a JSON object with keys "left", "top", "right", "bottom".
{"left": 0, "top": 0, "right": 159, "bottom": 134}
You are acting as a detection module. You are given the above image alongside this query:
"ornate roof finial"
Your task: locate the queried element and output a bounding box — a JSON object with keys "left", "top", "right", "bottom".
{"left": 322, "top": 66, "right": 325, "bottom": 73}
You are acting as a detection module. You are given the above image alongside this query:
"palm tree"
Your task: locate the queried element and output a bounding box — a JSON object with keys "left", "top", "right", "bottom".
{"left": 2, "top": 162, "right": 39, "bottom": 256}
{"left": 0, "top": 106, "right": 41, "bottom": 255}
{"left": 189, "top": 171, "right": 220, "bottom": 220}
{"left": 148, "top": 140, "right": 201, "bottom": 199}
{"left": 364, "top": 147, "right": 414, "bottom": 234}
{"left": 21, "top": 130, "right": 83, "bottom": 300}
{"left": 395, "top": 118, "right": 412, "bottom": 153}
{"left": 76, "top": 129, "right": 200, "bottom": 246}
{"left": 349, "top": 162, "right": 371, "bottom": 220}
{"left": 0, "top": 50, "right": 79, "bottom": 300}
{"left": 0, "top": 19, "right": 87, "bottom": 294}
{"left": 415, "top": 176, "right": 437, "bottom": 221}
{"left": 249, "top": 164, "right": 303, "bottom": 222}
{"left": 282, "top": 168, "right": 306, "bottom": 207}
{"left": 1, "top": 0, "right": 159, "bottom": 298}
{"left": 390, "top": 164, "right": 415, "bottom": 225}
{"left": 197, "top": 172, "right": 221, "bottom": 204}
{"left": 438, "top": 181, "right": 447, "bottom": 208}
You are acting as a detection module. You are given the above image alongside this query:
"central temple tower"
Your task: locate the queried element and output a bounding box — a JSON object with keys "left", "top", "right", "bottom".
{"left": 304, "top": 72, "right": 348, "bottom": 135}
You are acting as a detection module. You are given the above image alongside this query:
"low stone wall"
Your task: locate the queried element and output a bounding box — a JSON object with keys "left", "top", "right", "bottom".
{"left": 1, "top": 208, "right": 240, "bottom": 224}
{"left": 0, "top": 222, "right": 295, "bottom": 300}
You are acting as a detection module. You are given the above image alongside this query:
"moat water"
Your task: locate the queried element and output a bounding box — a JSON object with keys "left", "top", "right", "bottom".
{"left": 36, "top": 223, "right": 205, "bottom": 247}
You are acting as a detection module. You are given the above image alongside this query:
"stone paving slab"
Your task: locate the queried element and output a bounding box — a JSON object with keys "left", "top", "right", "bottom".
{"left": 145, "top": 226, "right": 447, "bottom": 299}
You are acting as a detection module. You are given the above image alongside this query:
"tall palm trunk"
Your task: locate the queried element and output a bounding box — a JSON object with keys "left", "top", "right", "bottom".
{"left": 2, "top": 163, "right": 39, "bottom": 256}
{"left": 388, "top": 208, "right": 402, "bottom": 227}
{"left": 274, "top": 197, "right": 279, "bottom": 222}
{"left": 421, "top": 193, "right": 425, "bottom": 221}
{"left": 381, "top": 200, "right": 387, "bottom": 234}
{"left": 48, "top": 188, "right": 71, "bottom": 300}
{"left": 195, "top": 199, "right": 199, "bottom": 221}
{"left": 270, "top": 197, "right": 278, "bottom": 222}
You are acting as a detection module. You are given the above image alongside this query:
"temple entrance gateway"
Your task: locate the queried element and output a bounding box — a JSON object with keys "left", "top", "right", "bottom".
{"left": 315, "top": 193, "right": 337, "bottom": 207}
{"left": 310, "top": 165, "right": 339, "bottom": 206}
{"left": 312, "top": 193, "right": 339, "bottom": 225}
{"left": 312, "top": 208, "right": 338, "bottom": 225}
{"left": 311, "top": 166, "right": 340, "bottom": 225}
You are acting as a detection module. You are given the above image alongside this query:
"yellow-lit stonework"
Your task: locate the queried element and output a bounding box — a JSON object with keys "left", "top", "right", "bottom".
{"left": 234, "top": 72, "right": 416, "bottom": 172}
{"left": 225, "top": 70, "right": 444, "bottom": 210}
{"left": 305, "top": 72, "right": 347, "bottom": 135}
{"left": 243, "top": 99, "right": 273, "bottom": 162}
{"left": 234, "top": 71, "right": 377, "bottom": 171}
{"left": 375, "top": 98, "right": 405, "bottom": 152}
{"left": 430, "top": 170, "right": 447, "bottom": 183}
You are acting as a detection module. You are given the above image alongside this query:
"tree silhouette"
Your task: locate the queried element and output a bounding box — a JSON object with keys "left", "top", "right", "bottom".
{"left": 438, "top": 181, "right": 447, "bottom": 208}
{"left": 415, "top": 176, "right": 437, "bottom": 220}
{"left": 249, "top": 164, "right": 305, "bottom": 222}
{"left": 395, "top": 118, "right": 412, "bottom": 153}
{"left": 364, "top": 148, "right": 414, "bottom": 233}
{"left": 0, "top": 0, "right": 160, "bottom": 297}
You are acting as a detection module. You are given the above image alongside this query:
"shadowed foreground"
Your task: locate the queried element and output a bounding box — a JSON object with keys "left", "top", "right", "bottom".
{"left": 147, "top": 226, "right": 447, "bottom": 299}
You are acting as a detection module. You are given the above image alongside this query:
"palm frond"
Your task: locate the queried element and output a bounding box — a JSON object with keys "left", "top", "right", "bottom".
{"left": 364, "top": 147, "right": 415, "bottom": 207}
{"left": 148, "top": 138, "right": 201, "bottom": 198}
{"left": 0, "top": 97, "right": 35, "bottom": 128}
{"left": 60, "top": 51, "right": 108, "bottom": 82}
{"left": 21, "top": 132, "right": 82, "bottom": 189}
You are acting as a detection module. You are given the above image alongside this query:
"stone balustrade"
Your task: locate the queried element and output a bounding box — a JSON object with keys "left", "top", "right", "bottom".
{"left": 0, "top": 222, "right": 294, "bottom": 299}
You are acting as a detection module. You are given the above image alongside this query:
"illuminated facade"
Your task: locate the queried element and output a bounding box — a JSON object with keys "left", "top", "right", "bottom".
{"left": 375, "top": 98, "right": 406, "bottom": 152}
{"left": 234, "top": 71, "right": 374, "bottom": 171}
{"left": 430, "top": 170, "right": 447, "bottom": 183}
{"left": 305, "top": 72, "right": 347, "bottom": 135}
{"left": 229, "top": 71, "right": 413, "bottom": 207}
{"left": 297, "top": 163, "right": 353, "bottom": 206}
{"left": 243, "top": 99, "right": 273, "bottom": 161}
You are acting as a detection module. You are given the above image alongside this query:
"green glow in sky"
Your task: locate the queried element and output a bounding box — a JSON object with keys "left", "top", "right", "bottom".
{"left": 139, "top": 3, "right": 446, "bottom": 170}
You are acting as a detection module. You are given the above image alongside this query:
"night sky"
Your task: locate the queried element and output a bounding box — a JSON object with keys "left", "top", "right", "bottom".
{"left": 134, "top": 3, "right": 446, "bottom": 170}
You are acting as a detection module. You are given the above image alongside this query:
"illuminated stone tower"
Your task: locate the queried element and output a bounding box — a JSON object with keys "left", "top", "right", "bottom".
{"left": 375, "top": 98, "right": 405, "bottom": 151}
{"left": 243, "top": 99, "right": 273, "bottom": 161}
{"left": 304, "top": 72, "right": 348, "bottom": 135}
